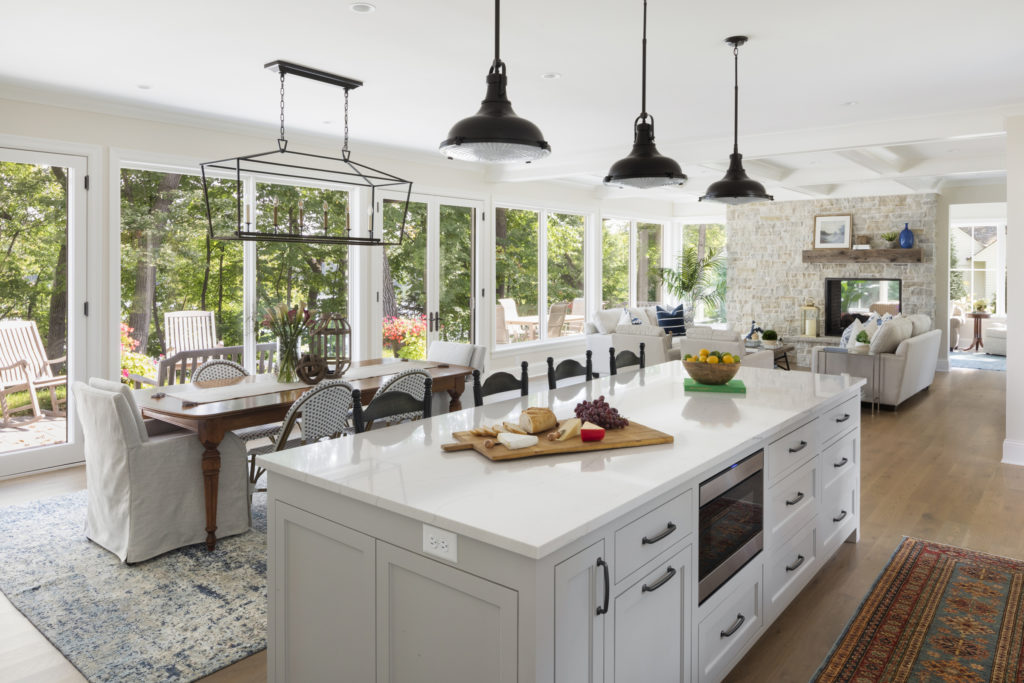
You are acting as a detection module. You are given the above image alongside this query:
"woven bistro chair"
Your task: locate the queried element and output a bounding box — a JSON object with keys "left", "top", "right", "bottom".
{"left": 546, "top": 350, "right": 596, "bottom": 389}
{"left": 472, "top": 362, "right": 529, "bottom": 407}
{"left": 608, "top": 343, "right": 646, "bottom": 375}
{"left": 352, "top": 373, "right": 432, "bottom": 433}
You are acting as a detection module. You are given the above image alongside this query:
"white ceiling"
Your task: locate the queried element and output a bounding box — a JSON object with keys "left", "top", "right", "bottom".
{"left": 4, "top": 0, "right": 1024, "bottom": 203}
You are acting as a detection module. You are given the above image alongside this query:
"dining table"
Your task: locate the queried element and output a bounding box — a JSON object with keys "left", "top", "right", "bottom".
{"left": 134, "top": 358, "right": 475, "bottom": 550}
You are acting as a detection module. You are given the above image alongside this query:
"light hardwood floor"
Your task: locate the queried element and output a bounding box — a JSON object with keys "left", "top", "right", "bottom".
{"left": 0, "top": 367, "right": 1011, "bottom": 682}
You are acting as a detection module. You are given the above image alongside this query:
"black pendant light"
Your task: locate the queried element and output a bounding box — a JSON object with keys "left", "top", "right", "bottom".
{"left": 700, "top": 36, "right": 774, "bottom": 204}
{"left": 604, "top": 0, "right": 686, "bottom": 189}
{"left": 439, "top": 0, "right": 550, "bottom": 163}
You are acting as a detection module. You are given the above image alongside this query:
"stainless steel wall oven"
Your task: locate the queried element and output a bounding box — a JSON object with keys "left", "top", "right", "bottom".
{"left": 698, "top": 450, "right": 764, "bottom": 604}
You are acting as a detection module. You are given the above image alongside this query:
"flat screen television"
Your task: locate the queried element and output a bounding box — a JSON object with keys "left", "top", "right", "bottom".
{"left": 824, "top": 277, "right": 902, "bottom": 336}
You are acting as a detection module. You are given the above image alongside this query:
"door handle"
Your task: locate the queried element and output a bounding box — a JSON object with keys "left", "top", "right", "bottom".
{"left": 596, "top": 557, "right": 610, "bottom": 616}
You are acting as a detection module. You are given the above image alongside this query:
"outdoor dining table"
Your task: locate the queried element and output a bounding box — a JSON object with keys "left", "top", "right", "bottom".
{"left": 133, "top": 358, "right": 474, "bottom": 551}
{"left": 505, "top": 314, "right": 585, "bottom": 339}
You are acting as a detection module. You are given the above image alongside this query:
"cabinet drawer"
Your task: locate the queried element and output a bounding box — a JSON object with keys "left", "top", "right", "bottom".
{"left": 819, "top": 396, "right": 860, "bottom": 447}
{"left": 765, "top": 457, "right": 817, "bottom": 550}
{"left": 821, "top": 429, "right": 858, "bottom": 491}
{"left": 697, "top": 568, "right": 762, "bottom": 683}
{"left": 819, "top": 468, "right": 858, "bottom": 559}
{"left": 765, "top": 520, "right": 817, "bottom": 624}
{"left": 766, "top": 418, "right": 818, "bottom": 485}
{"left": 614, "top": 490, "right": 693, "bottom": 583}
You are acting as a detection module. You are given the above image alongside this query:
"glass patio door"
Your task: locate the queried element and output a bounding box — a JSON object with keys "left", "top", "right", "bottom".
{"left": 380, "top": 194, "right": 480, "bottom": 359}
{"left": 0, "top": 148, "right": 88, "bottom": 477}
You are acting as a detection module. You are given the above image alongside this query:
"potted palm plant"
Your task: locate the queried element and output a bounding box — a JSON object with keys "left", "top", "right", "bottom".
{"left": 655, "top": 246, "right": 725, "bottom": 327}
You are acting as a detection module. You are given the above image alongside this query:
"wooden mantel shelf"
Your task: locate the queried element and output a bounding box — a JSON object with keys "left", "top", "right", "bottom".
{"left": 801, "top": 247, "right": 922, "bottom": 263}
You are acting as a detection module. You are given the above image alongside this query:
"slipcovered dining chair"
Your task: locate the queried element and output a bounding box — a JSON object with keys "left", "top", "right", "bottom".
{"left": 547, "top": 350, "right": 596, "bottom": 389}
{"left": 427, "top": 341, "right": 485, "bottom": 415}
{"left": 247, "top": 379, "right": 356, "bottom": 490}
{"left": 190, "top": 358, "right": 281, "bottom": 447}
{"left": 352, "top": 373, "right": 432, "bottom": 433}
{"left": 74, "top": 379, "right": 250, "bottom": 563}
{"left": 472, "top": 362, "right": 529, "bottom": 407}
{"left": 609, "top": 343, "right": 646, "bottom": 375}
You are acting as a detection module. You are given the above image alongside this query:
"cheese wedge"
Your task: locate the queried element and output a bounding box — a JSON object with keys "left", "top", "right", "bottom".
{"left": 497, "top": 432, "right": 539, "bottom": 450}
{"left": 554, "top": 418, "right": 582, "bottom": 441}
{"left": 580, "top": 421, "right": 606, "bottom": 442}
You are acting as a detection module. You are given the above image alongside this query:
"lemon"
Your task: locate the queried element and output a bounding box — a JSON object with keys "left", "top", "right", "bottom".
{"left": 707, "top": 355, "right": 719, "bottom": 364}
{"left": 722, "top": 355, "right": 735, "bottom": 364}
{"left": 684, "top": 354, "right": 692, "bottom": 361}
{"left": 699, "top": 348, "right": 710, "bottom": 357}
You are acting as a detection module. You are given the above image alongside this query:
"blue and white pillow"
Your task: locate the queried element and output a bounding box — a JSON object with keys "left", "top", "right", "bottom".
{"left": 622, "top": 307, "right": 643, "bottom": 325}
{"left": 656, "top": 303, "right": 686, "bottom": 336}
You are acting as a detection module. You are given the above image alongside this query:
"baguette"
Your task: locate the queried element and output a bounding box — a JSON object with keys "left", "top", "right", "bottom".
{"left": 519, "top": 407, "right": 558, "bottom": 434}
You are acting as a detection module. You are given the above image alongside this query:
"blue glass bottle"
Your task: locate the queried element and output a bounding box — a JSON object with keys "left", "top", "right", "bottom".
{"left": 899, "top": 223, "right": 914, "bottom": 248}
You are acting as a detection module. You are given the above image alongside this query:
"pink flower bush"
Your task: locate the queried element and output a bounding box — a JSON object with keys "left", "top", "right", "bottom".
{"left": 382, "top": 315, "right": 427, "bottom": 359}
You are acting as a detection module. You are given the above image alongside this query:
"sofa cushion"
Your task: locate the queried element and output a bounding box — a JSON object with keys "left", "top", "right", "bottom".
{"left": 594, "top": 309, "right": 621, "bottom": 334}
{"left": 655, "top": 303, "right": 686, "bottom": 336}
{"left": 641, "top": 306, "right": 660, "bottom": 327}
{"left": 906, "top": 313, "right": 932, "bottom": 337}
{"left": 685, "top": 325, "right": 712, "bottom": 339}
{"left": 869, "top": 317, "right": 913, "bottom": 354}
{"left": 614, "top": 323, "right": 665, "bottom": 337}
{"left": 584, "top": 322, "right": 599, "bottom": 334}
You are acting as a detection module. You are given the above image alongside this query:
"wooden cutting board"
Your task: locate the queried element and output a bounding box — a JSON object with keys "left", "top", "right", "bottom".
{"left": 443, "top": 421, "right": 674, "bottom": 461}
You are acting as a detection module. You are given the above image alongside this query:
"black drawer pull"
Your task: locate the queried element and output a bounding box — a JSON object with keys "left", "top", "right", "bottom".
{"left": 596, "top": 557, "right": 610, "bottom": 615}
{"left": 785, "top": 492, "right": 804, "bottom": 506}
{"left": 788, "top": 440, "right": 808, "bottom": 453}
{"left": 833, "top": 510, "right": 848, "bottom": 523}
{"left": 720, "top": 613, "right": 745, "bottom": 638}
{"left": 835, "top": 413, "right": 851, "bottom": 423}
{"left": 786, "top": 555, "right": 805, "bottom": 572}
{"left": 641, "top": 566, "right": 677, "bottom": 593}
{"left": 642, "top": 521, "right": 677, "bottom": 545}
{"left": 833, "top": 457, "right": 849, "bottom": 469}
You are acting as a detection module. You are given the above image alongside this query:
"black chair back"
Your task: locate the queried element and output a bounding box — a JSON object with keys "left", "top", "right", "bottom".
{"left": 473, "top": 362, "right": 529, "bottom": 407}
{"left": 352, "top": 376, "right": 432, "bottom": 433}
{"left": 546, "top": 350, "right": 596, "bottom": 390}
{"left": 609, "top": 343, "right": 646, "bottom": 375}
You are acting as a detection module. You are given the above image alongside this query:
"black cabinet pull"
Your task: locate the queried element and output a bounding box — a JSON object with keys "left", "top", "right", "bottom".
{"left": 833, "top": 457, "right": 849, "bottom": 469}
{"left": 833, "top": 510, "right": 848, "bottom": 523}
{"left": 720, "top": 613, "right": 745, "bottom": 638}
{"left": 785, "top": 492, "right": 804, "bottom": 506}
{"left": 642, "top": 521, "right": 677, "bottom": 545}
{"left": 836, "top": 413, "right": 851, "bottom": 423}
{"left": 596, "top": 557, "right": 610, "bottom": 616}
{"left": 641, "top": 566, "right": 677, "bottom": 593}
{"left": 788, "top": 440, "right": 808, "bottom": 453}
{"left": 786, "top": 555, "right": 805, "bottom": 572}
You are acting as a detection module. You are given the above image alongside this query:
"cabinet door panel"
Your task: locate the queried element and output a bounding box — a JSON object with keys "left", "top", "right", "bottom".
{"left": 609, "top": 547, "right": 689, "bottom": 683}
{"left": 273, "top": 502, "right": 375, "bottom": 683}
{"left": 555, "top": 540, "right": 606, "bottom": 683}
{"left": 377, "top": 542, "right": 517, "bottom": 683}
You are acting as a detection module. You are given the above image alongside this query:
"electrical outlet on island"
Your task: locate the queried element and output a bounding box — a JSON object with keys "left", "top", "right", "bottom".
{"left": 422, "top": 524, "right": 458, "bottom": 563}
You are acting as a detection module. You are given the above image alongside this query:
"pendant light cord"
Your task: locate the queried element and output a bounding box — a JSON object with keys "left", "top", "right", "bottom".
{"left": 490, "top": 0, "right": 505, "bottom": 74}
{"left": 640, "top": 0, "right": 648, "bottom": 119}
{"left": 732, "top": 43, "right": 740, "bottom": 154}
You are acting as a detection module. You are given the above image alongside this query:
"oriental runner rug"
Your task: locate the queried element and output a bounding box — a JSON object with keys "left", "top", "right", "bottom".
{"left": 0, "top": 491, "right": 268, "bottom": 682}
{"left": 813, "top": 537, "right": 1024, "bottom": 682}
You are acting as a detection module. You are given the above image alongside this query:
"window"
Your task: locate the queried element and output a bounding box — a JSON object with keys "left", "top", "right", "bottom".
{"left": 495, "top": 208, "right": 539, "bottom": 344}
{"left": 546, "top": 212, "right": 585, "bottom": 338}
{"left": 600, "top": 218, "right": 668, "bottom": 309}
{"left": 680, "top": 222, "right": 727, "bottom": 322}
{"left": 950, "top": 223, "right": 1005, "bottom": 315}
{"left": 635, "top": 222, "right": 663, "bottom": 306}
{"left": 602, "top": 219, "right": 630, "bottom": 309}
{"left": 382, "top": 199, "right": 427, "bottom": 358}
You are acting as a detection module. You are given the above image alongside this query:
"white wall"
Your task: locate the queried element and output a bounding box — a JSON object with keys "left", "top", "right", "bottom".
{"left": 1005, "top": 116, "right": 1024, "bottom": 465}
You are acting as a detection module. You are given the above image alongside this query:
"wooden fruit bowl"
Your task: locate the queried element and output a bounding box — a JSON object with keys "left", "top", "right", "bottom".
{"left": 682, "top": 360, "right": 740, "bottom": 385}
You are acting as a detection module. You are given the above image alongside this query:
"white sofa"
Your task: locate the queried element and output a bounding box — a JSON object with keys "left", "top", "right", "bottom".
{"left": 811, "top": 320, "right": 941, "bottom": 408}
{"left": 982, "top": 315, "right": 1007, "bottom": 356}
{"left": 584, "top": 306, "right": 679, "bottom": 375}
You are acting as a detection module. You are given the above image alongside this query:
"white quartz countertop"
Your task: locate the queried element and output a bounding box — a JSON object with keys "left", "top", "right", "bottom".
{"left": 258, "top": 364, "right": 863, "bottom": 559}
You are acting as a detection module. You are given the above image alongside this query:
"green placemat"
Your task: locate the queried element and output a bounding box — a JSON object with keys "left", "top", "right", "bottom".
{"left": 684, "top": 378, "right": 746, "bottom": 394}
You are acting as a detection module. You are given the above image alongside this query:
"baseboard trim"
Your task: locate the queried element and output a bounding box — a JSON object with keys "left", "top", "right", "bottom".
{"left": 1002, "top": 439, "right": 1024, "bottom": 466}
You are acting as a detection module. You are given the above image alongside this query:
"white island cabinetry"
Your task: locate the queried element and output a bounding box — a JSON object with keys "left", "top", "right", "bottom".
{"left": 260, "top": 364, "right": 863, "bottom": 683}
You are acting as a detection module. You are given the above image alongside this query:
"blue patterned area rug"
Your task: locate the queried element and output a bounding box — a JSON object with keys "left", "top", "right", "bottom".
{"left": 0, "top": 491, "right": 268, "bottom": 682}
{"left": 950, "top": 350, "right": 1006, "bottom": 372}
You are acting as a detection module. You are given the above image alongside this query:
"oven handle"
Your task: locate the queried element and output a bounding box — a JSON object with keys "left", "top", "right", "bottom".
{"left": 595, "top": 557, "right": 610, "bottom": 616}
{"left": 641, "top": 566, "right": 677, "bottom": 593}
{"left": 642, "top": 522, "right": 677, "bottom": 545}
{"left": 699, "top": 450, "right": 764, "bottom": 506}
{"left": 720, "top": 613, "right": 745, "bottom": 638}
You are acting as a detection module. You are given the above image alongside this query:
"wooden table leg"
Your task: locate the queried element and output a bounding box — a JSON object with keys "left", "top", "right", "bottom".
{"left": 199, "top": 424, "right": 226, "bottom": 551}
{"left": 447, "top": 376, "right": 466, "bottom": 412}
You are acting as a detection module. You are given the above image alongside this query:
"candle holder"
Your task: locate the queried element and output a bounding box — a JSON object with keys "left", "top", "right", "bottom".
{"left": 801, "top": 299, "right": 820, "bottom": 337}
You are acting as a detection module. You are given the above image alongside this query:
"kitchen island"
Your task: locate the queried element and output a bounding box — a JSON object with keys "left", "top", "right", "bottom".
{"left": 259, "top": 363, "right": 864, "bottom": 683}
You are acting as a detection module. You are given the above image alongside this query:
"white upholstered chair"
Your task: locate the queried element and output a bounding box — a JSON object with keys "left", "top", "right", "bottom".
{"left": 426, "top": 341, "right": 486, "bottom": 415}
{"left": 75, "top": 379, "right": 250, "bottom": 563}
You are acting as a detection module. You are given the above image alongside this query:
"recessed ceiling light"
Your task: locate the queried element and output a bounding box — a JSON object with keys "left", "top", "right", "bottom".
{"left": 541, "top": 72, "right": 561, "bottom": 80}
{"left": 137, "top": 84, "right": 152, "bottom": 90}
{"left": 947, "top": 148, "right": 959, "bottom": 153}
{"left": 841, "top": 100, "right": 857, "bottom": 107}
{"left": 350, "top": 2, "right": 375, "bottom": 12}
{"left": 323, "top": 120, "right": 333, "bottom": 125}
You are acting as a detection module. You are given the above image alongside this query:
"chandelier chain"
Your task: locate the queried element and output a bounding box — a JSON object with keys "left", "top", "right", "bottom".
{"left": 279, "top": 72, "right": 287, "bottom": 143}
{"left": 343, "top": 89, "right": 350, "bottom": 160}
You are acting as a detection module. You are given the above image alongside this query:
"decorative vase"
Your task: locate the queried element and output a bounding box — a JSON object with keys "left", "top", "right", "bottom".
{"left": 899, "top": 223, "right": 914, "bottom": 248}
{"left": 885, "top": 240, "right": 899, "bottom": 249}
{"left": 276, "top": 338, "right": 299, "bottom": 383}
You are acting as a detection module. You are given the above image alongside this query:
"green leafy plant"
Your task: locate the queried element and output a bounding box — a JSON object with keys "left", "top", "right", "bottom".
{"left": 856, "top": 330, "right": 870, "bottom": 344}
{"left": 762, "top": 329, "right": 778, "bottom": 341}
{"left": 974, "top": 300, "right": 988, "bottom": 312}
{"left": 655, "top": 246, "right": 725, "bottom": 314}
{"left": 880, "top": 231, "right": 898, "bottom": 242}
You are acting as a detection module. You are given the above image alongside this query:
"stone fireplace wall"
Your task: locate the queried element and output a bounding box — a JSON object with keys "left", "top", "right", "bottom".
{"left": 726, "top": 194, "right": 937, "bottom": 366}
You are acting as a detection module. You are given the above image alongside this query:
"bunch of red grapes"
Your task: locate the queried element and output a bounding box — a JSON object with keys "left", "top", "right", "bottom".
{"left": 574, "top": 396, "right": 629, "bottom": 429}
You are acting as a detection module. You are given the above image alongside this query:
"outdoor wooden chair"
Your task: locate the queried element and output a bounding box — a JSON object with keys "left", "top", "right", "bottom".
{"left": 128, "top": 342, "right": 277, "bottom": 388}
{"left": 352, "top": 374, "right": 432, "bottom": 433}
{"left": 0, "top": 319, "right": 67, "bottom": 425}
{"left": 547, "top": 350, "right": 596, "bottom": 389}
{"left": 164, "top": 310, "right": 218, "bottom": 356}
{"left": 547, "top": 302, "right": 569, "bottom": 338}
{"left": 608, "top": 343, "right": 646, "bottom": 375}
{"left": 472, "top": 362, "right": 529, "bottom": 407}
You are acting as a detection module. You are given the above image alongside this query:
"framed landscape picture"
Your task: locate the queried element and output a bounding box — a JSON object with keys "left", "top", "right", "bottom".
{"left": 813, "top": 214, "right": 852, "bottom": 249}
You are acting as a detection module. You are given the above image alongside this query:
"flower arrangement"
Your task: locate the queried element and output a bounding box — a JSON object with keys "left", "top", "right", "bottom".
{"left": 382, "top": 315, "right": 428, "bottom": 360}
{"left": 262, "top": 302, "right": 311, "bottom": 382}
{"left": 119, "top": 322, "right": 155, "bottom": 384}
{"left": 973, "top": 300, "right": 988, "bottom": 312}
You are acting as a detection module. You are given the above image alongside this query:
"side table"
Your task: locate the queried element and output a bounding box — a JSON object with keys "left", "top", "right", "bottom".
{"left": 961, "top": 311, "right": 990, "bottom": 352}
{"left": 821, "top": 347, "right": 883, "bottom": 413}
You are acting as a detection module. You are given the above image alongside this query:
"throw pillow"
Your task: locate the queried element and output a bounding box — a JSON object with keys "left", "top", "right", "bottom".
{"left": 869, "top": 317, "right": 913, "bottom": 354}
{"left": 594, "top": 309, "right": 621, "bottom": 334}
{"left": 906, "top": 313, "right": 932, "bottom": 336}
{"left": 641, "top": 305, "right": 660, "bottom": 327}
{"left": 656, "top": 304, "right": 686, "bottom": 336}
{"left": 623, "top": 306, "right": 647, "bottom": 325}
{"left": 840, "top": 319, "right": 864, "bottom": 348}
